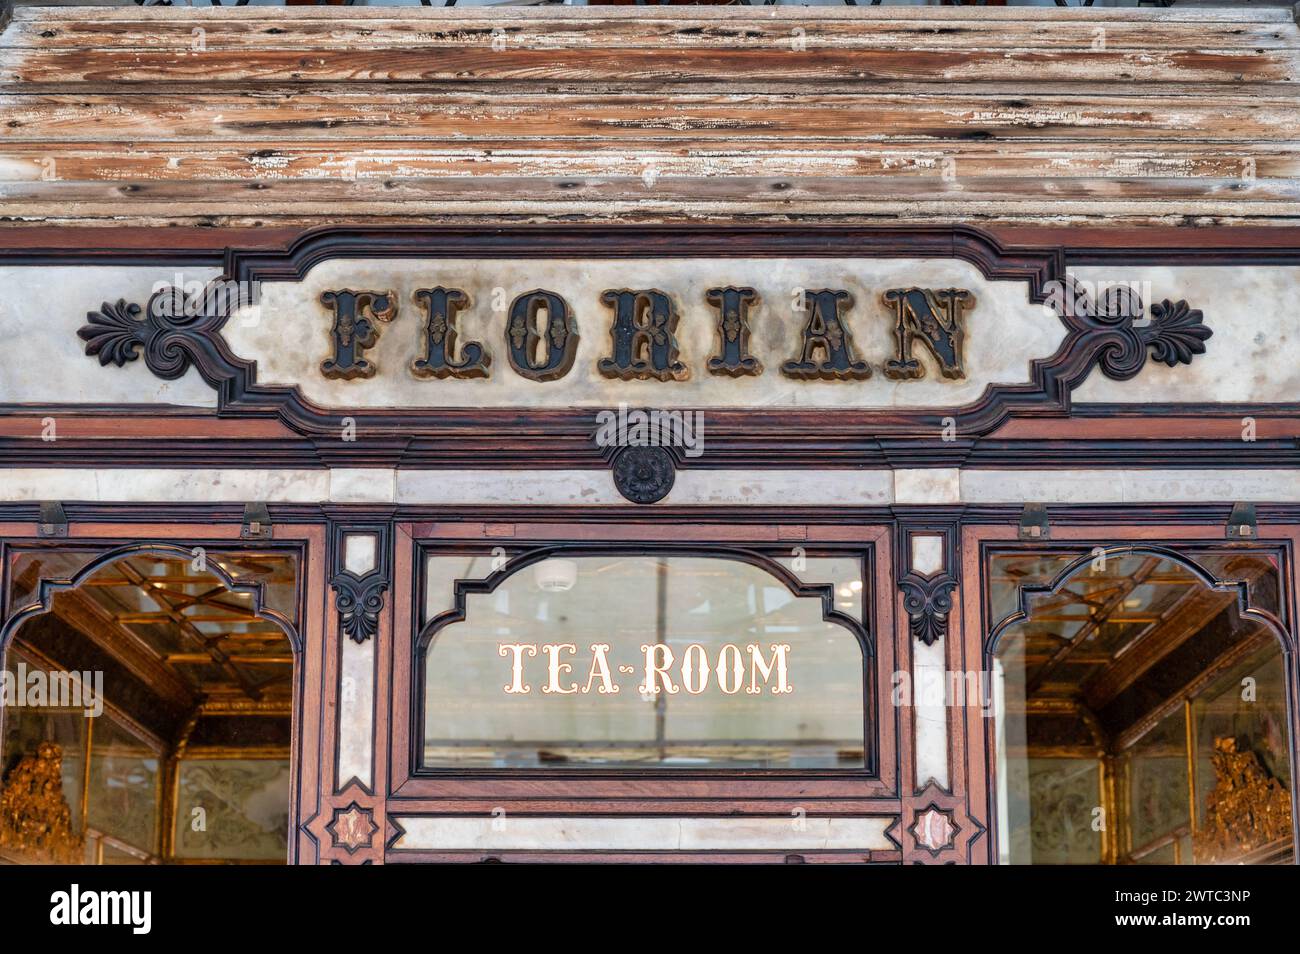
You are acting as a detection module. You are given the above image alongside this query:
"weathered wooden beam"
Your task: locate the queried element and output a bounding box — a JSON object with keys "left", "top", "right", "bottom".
{"left": 0, "top": 5, "right": 1295, "bottom": 228}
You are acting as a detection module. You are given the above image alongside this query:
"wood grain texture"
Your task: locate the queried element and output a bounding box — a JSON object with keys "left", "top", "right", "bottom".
{"left": 0, "top": 6, "right": 1297, "bottom": 228}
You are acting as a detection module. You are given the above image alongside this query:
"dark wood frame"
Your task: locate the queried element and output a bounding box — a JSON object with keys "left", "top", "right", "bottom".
{"left": 413, "top": 541, "right": 876, "bottom": 775}
{"left": 385, "top": 518, "right": 899, "bottom": 828}
{"left": 0, "top": 519, "right": 330, "bottom": 865}
{"left": 0, "top": 502, "right": 1297, "bottom": 862}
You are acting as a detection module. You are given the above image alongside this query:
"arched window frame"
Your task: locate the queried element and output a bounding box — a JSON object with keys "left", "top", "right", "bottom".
{"left": 413, "top": 542, "right": 876, "bottom": 776}
{"left": 979, "top": 540, "right": 1299, "bottom": 865}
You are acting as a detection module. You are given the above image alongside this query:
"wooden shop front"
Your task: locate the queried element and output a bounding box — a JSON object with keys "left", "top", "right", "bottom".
{"left": 0, "top": 4, "right": 1297, "bottom": 866}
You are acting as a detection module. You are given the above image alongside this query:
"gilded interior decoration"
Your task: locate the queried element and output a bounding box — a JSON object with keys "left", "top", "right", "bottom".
{"left": 0, "top": 742, "right": 84, "bottom": 864}
{"left": 1193, "top": 738, "right": 1294, "bottom": 864}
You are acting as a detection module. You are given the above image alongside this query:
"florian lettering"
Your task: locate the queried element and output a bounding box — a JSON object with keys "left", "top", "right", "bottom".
{"left": 597, "top": 288, "right": 689, "bottom": 382}
{"left": 411, "top": 286, "right": 489, "bottom": 379}
{"left": 705, "top": 285, "right": 762, "bottom": 377}
{"left": 498, "top": 642, "right": 793, "bottom": 696}
{"left": 319, "top": 289, "right": 397, "bottom": 380}
{"left": 882, "top": 287, "right": 974, "bottom": 380}
{"left": 315, "top": 284, "right": 973, "bottom": 383}
{"left": 780, "top": 289, "right": 872, "bottom": 380}
{"left": 506, "top": 289, "right": 579, "bottom": 382}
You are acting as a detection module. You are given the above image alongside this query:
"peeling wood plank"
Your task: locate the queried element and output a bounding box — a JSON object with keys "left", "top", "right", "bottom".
{"left": 4, "top": 46, "right": 1295, "bottom": 87}
{"left": 7, "top": 212, "right": 1300, "bottom": 230}
{"left": 2, "top": 142, "right": 1297, "bottom": 183}
{"left": 4, "top": 93, "right": 1297, "bottom": 143}
{"left": 2, "top": 175, "right": 1296, "bottom": 208}
{"left": 11, "top": 7, "right": 1298, "bottom": 24}
{"left": 0, "top": 6, "right": 1295, "bottom": 230}
{"left": 4, "top": 19, "right": 1298, "bottom": 52}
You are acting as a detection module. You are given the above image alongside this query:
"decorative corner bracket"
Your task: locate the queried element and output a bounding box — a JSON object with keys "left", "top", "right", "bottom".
{"left": 78, "top": 285, "right": 234, "bottom": 382}
{"left": 1055, "top": 280, "right": 1211, "bottom": 382}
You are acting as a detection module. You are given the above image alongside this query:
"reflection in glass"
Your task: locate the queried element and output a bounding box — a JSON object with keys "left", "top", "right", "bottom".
{"left": 0, "top": 549, "right": 296, "bottom": 865}
{"left": 86, "top": 716, "right": 159, "bottom": 857}
{"left": 172, "top": 760, "right": 291, "bottom": 861}
{"left": 422, "top": 553, "right": 867, "bottom": 769}
{"left": 991, "top": 548, "right": 1293, "bottom": 865}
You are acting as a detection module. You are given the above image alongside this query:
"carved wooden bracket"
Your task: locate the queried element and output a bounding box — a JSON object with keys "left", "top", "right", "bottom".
{"left": 79, "top": 285, "right": 229, "bottom": 381}
{"left": 899, "top": 572, "right": 957, "bottom": 647}
{"left": 1054, "top": 280, "right": 1211, "bottom": 381}
{"left": 329, "top": 523, "right": 392, "bottom": 644}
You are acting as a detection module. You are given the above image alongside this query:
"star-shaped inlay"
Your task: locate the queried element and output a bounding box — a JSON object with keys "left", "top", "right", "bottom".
{"left": 910, "top": 805, "right": 957, "bottom": 854}
{"left": 327, "top": 802, "right": 378, "bottom": 854}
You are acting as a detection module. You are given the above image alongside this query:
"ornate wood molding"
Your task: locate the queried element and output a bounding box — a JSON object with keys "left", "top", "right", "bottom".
{"left": 68, "top": 225, "right": 1211, "bottom": 469}
{"left": 902, "top": 780, "right": 986, "bottom": 864}
{"left": 79, "top": 286, "right": 229, "bottom": 382}
{"left": 899, "top": 572, "right": 957, "bottom": 647}
{"left": 412, "top": 542, "right": 876, "bottom": 779}
{"left": 326, "top": 801, "right": 379, "bottom": 855}
{"left": 895, "top": 517, "right": 960, "bottom": 650}
{"left": 610, "top": 446, "right": 676, "bottom": 505}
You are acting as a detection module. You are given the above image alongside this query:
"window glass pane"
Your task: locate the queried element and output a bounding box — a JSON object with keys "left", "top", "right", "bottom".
{"left": 992, "top": 547, "right": 1294, "bottom": 866}
{"left": 424, "top": 553, "right": 500, "bottom": 627}
{"left": 421, "top": 553, "right": 867, "bottom": 769}
{"left": 0, "top": 663, "right": 87, "bottom": 834}
{"left": 986, "top": 549, "right": 1080, "bottom": 627}
{"left": 86, "top": 716, "right": 158, "bottom": 854}
{"left": 2, "top": 548, "right": 297, "bottom": 865}
{"left": 1191, "top": 644, "right": 1293, "bottom": 863}
{"left": 1021, "top": 758, "right": 1103, "bottom": 865}
{"left": 773, "top": 554, "right": 865, "bottom": 623}
{"left": 1126, "top": 707, "right": 1189, "bottom": 852}
{"left": 1184, "top": 550, "right": 1283, "bottom": 621}
{"left": 172, "top": 759, "right": 291, "bottom": 861}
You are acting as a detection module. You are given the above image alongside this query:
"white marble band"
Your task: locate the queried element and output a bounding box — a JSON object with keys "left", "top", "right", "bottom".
{"left": 0, "top": 467, "right": 1297, "bottom": 506}
{"left": 389, "top": 815, "right": 894, "bottom": 852}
